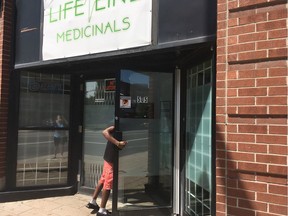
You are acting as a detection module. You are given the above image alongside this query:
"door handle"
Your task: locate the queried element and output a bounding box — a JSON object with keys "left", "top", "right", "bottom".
{"left": 78, "top": 125, "right": 83, "bottom": 133}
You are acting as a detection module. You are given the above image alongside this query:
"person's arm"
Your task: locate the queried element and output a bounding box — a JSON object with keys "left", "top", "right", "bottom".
{"left": 102, "top": 126, "right": 127, "bottom": 149}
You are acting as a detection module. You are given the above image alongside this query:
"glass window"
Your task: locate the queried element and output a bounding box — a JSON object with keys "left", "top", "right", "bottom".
{"left": 185, "top": 60, "right": 212, "bottom": 216}
{"left": 19, "top": 72, "right": 70, "bottom": 128}
{"left": 17, "top": 72, "right": 70, "bottom": 187}
{"left": 17, "top": 130, "right": 69, "bottom": 186}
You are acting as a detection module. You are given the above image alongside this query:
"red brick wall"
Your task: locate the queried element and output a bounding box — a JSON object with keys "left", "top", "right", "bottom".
{"left": 0, "top": 0, "right": 14, "bottom": 190}
{"left": 216, "top": 0, "right": 287, "bottom": 215}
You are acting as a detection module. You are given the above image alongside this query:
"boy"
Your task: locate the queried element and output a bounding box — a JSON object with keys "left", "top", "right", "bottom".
{"left": 86, "top": 126, "right": 127, "bottom": 215}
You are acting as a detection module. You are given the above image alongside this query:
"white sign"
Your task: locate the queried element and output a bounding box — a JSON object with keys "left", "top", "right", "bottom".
{"left": 120, "top": 96, "right": 131, "bottom": 108}
{"left": 137, "top": 96, "right": 148, "bottom": 103}
{"left": 42, "top": 0, "right": 152, "bottom": 60}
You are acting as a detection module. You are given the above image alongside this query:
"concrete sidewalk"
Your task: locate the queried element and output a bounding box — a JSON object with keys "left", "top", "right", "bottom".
{"left": 0, "top": 193, "right": 112, "bottom": 216}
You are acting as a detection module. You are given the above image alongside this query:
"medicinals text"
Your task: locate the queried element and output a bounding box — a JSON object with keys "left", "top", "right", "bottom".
{"left": 45, "top": 0, "right": 137, "bottom": 43}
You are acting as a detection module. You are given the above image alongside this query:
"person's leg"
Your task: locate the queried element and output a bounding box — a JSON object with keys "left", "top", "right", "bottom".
{"left": 60, "top": 136, "right": 67, "bottom": 156}
{"left": 100, "top": 189, "right": 110, "bottom": 208}
{"left": 86, "top": 182, "right": 103, "bottom": 210}
{"left": 53, "top": 137, "right": 59, "bottom": 158}
{"left": 98, "top": 161, "right": 113, "bottom": 215}
{"left": 54, "top": 146, "right": 57, "bottom": 157}
{"left": 87, "top": 162, "right": 106, "bottom": 210}
{"left": 97, "top": 189, "right": 111, "bottom": 215}
{"left": 60, "top": 142, "right": 64, "bottom": 156}
{"left": 92, "top": 182, "right": 103, "bottom": 199}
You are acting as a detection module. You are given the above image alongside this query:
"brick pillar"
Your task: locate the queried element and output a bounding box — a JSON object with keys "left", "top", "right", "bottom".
{"left": 0, "top": 0, "right": 14, "bottom": 190}
{"left": 216, "top": 0, "right": 287, "bottom": 215}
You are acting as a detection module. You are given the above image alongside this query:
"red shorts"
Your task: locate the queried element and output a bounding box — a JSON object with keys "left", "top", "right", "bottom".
{"left": 98, "top": 161, "right": 113, "bottom": 190}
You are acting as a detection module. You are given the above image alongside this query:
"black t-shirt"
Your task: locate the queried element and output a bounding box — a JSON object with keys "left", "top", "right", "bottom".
{"left": 103, "top": 141, "right": 118, "bottom": 163}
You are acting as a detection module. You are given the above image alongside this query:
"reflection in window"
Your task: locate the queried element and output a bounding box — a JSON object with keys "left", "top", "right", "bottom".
{"left": 17, "top": 130, "right": 69, "bottom": 186}
{"left": 83, "top": 79, "right": 115, "bottom": 188}
{"left": 118, "top": 71, "right": 173, "bottom": 210}
{"left": 19, "top": 72, "right": 70, "bottom": 128}
{"left": 17, "top": 72, "right": 70, "bottom": 187}
{"left": 185, "top": 60, "right": 212, "bottom": 216}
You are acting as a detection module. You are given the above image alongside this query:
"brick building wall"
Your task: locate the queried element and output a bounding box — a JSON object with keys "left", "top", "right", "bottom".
{"left": 0, "top": 0, "right": 13, "bottom": 190}
{"left": 216, "top": 0, "right": 287, "bottom": 215}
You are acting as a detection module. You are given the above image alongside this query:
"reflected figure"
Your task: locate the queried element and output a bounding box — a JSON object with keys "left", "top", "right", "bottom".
{"left": 53, "top": 115, "right": 68, "bottom": 158}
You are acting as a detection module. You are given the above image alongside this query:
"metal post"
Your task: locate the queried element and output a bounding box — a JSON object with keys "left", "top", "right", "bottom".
{"left": 173, "top": 67, "right": 181, "bottom": 215}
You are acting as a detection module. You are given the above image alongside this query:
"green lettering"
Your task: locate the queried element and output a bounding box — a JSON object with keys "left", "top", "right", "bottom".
{"left": 84, "top": 26, "right": 92, "bottom": 37}
{"left": 66, "top": 30, "right": 72, "bottom": 41}
{"left": 122, "top": 17, "right": 130, "bottom": 30}
{"left": 104, "top": 22, "right": 113, "bottom": 33}
{"left": 59, "top": 5, "right": 62, "bottom": 21}
{"left": 73, "top": 28, "right": 82, "bottom": 40}
{"left": 57, "top": 32, "right": 65, "bottom": 43}
{"left": 95, "top": 0, "right": 105, "bottom": 11}
{"left": 121, "top": 0, "right": 137, "bottom": 4}
{"left": 109, "top": 0, "right": 116, "bottom": 7}
{"left": 94, "top": 23, "right": 104, "bottom": 35}
{"left": 49, "top": 7, "right": 58, "bottom": 23}
{"left": 113, "top": 20, "right": 121, "bottom": 32}
{"left": 75, "top": 0, "right": 84, "bottom": 16}
{"left": 64, "top": 1, "right": 73, "bottom": 19}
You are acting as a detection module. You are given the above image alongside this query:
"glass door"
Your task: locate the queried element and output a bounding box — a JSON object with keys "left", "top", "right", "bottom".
{"left": 113, "top": 70, "right": 174, "bottom": 216}
{"left": 81, "top": 78, "right": 115, "bottom": 189}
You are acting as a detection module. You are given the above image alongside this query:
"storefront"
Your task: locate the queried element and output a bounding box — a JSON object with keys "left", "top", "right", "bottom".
{"left": 6, "top": 1, "right": 216, "bottom": 215}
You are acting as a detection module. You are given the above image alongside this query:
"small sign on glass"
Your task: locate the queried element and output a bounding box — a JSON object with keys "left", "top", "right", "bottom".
{"left": 120, "top": 96, "right": 131, "bottom": 108}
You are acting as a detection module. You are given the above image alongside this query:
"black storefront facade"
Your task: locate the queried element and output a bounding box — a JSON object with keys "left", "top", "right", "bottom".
{"left": 5, "top": 1, "right": 216, "bottom": 216}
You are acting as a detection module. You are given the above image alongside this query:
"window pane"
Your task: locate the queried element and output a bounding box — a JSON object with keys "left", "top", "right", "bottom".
{"left": 19, "top": 72, "right": 70, "bottom": 128}
{"left": 185, "top": 60, "right": 212, "bottom": 215}
{"left": 17, "top": 72, "right": 70, "bottom": 187}
{"left": 17, "top": 130, "right": 69, "bottom": 186}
